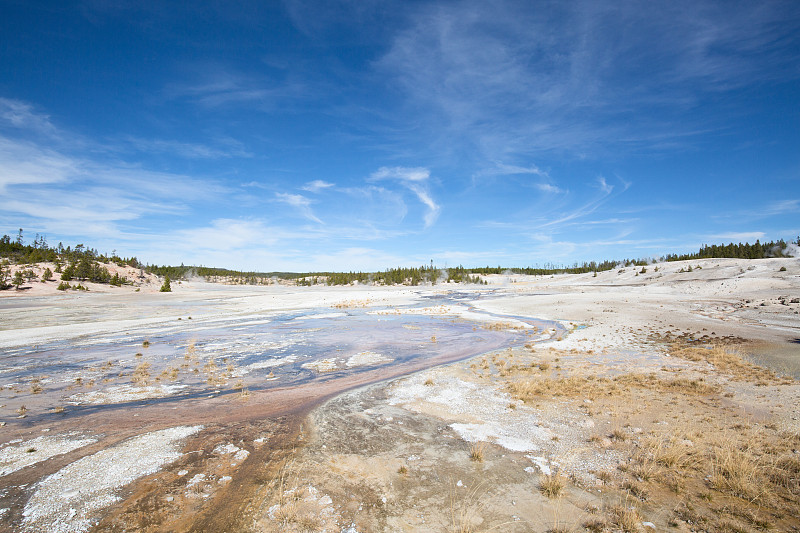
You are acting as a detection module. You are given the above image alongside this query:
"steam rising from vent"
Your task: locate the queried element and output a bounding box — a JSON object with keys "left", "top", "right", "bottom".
{"left": 768, "top": 243, "right": 799, "bottom": 258}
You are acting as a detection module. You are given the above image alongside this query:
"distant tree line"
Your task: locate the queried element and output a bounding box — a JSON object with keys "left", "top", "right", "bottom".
{"left": 3, "top": 228, "right": 797, "bottom": 290}
{"left": 0, "top": 229, "right": 137, "bottom": 289}
{"left": 664, "top": 238, "right": 798, "bottom": 262}
{"left": 1, "top": 229, "right": 141, "bottom": 268}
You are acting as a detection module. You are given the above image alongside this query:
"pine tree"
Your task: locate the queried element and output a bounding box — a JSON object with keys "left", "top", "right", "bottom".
{"left": 13, "top": 270, "right": 24, "bottom": 289}
{"left": 0, "top": 262, "right": 9, "bottom": 289}
{"left": 160, "top": 275, "right": 172, "bottom": 292}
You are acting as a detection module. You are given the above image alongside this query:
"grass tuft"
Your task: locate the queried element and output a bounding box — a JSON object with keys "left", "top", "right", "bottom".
{"left": 469, "top": 441, "right": 486, "bottom": 462}
{"left": 539, "top": 472, "right": 566, "bottom": 498}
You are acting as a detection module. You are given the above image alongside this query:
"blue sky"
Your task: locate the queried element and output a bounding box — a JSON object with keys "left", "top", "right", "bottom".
{"left": 1, "top": 1, "right": 798, "bottom": 271}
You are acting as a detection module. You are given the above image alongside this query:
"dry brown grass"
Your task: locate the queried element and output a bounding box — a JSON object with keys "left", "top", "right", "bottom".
{"left": 582, "top": 517, "right": 608, "bottom": 532}
{"left": 469, "top": 441, "right": 486, "bottom": 462}
{"left": 332, "top": 299, "right": 370, "bottom": 308}
{"left": 501, "top": 344, "right": 800, "bottom": 531}
{"left": 539, "top": 472, "right": 567, "bottom": 498}
{"left": 610, "top": 504, "right": 641, "bottom": 532}
{"left": 131, "top": 361, "right": 151, "bottom": 385}
{"left": 449, "top": 480, "right": 490, "bottom": 533}
{"left": 670, "top": 343, "right": 789, "bottom": 383}
{"left": 709, "top": 439, "right": 767, "bottom": 502}
{"left": 621, "top": 418, "right": 800, "bottom": 530}
{"left": 610, "top": 428, "right": 627, "bottom": 442}
{"left": 159, "top": 366, "right": 180, "bottom": 381}
{"left": 638, "top": 435, "right": 699, "bottom": 471}
{"left": 507, "top": 372, "right": 718, "bottom": 403}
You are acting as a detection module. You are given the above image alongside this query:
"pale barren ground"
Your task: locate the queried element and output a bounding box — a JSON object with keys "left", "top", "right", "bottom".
{"left": 1, "top": 257, "right": 799, "bottom": 532}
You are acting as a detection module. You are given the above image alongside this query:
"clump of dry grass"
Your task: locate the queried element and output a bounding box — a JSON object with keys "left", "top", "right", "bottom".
{"left": 709, "top": 440, "right": 766, "bottom": 502}
{"left": 610, "top": 504, "right": 641, "bottom": 532}
{"left": 539, "top": 472, "right": 567, "bottom": 498}
{"left": 131, "top": 361, "right": 151, "bottom": 385}
{"left": 469, "top": 442, "right": 486, "bottom": 462}
{"left": 769, "top": 452, "right": 800, "bottom": 495}
{"left": 621, "top": 479, "right": 649, "bottom": 501}
{"left": 271, "top": 500, "right": 322, "bottom": 531}
{"left": 641, "top": 435, "right": 698, "bottom": 471}
{"left": 159, "top": 366, "right": 180, "bottom": 381}
{"left": 582, "top": 518, "right": 608, "bottom": 532}
{"left": 610, "top": 428, "right": 627, "bottom": 442}
{"left": 203, "top": 358, "right": 218, "bottom": 372}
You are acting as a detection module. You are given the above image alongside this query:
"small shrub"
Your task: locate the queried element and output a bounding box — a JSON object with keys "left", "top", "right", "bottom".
{"left": 57, "top": 281, "right": 70, "bottom": 291}
{"left": 779, "top": 266, "right": 787, "bottom": 272}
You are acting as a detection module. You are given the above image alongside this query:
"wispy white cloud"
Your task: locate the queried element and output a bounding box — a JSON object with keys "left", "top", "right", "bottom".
{"left": 473, "top": 161, "right": 563, "bottom": 193}
{"left": 709, "top": 231, "right": 766, "bottom": 242}
{"left": 766, "top": 199, "right": 799, "bottom": 215}
{"left": 476, "top": 161, "right": 549, "bottom": 178}
{"left": 275, "top": 192, "right": 322, "bottom": 224}
{"left": 167, "top": 66, "right": 310, "bottom": 111}
{"left": 0, "top": 100, "right": 227, "bottom": 243}
{"left": 307, "top": 247, "right": 409, "bottom": 273}
{"left": 0, "top": 97, "right": 58, "bottom": 137}
{"left": 581, "top": 218, "right": 637, "bottom": 225}
{"left": 376, "top": 1, "right": 800, "bottom": 162}
{"left": 302, "top": 179, "right": 335, "bottom": 192}
{"left": 122, "top": 136, "right": 251, "bottom": 159}
{"left": 369, "top": 166, "right": 440, "bottom": 227}
{"left": 0, "top": 138, "right": 78, "bottom": 192}
{"left": 595, "top": 176, "right": 613, "bottom": 194}
{"left": 535, "top": 183, "right": 563, "bottom": 194}
{"left": 371, "top": 166, "right": 430, "bottom": 182}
